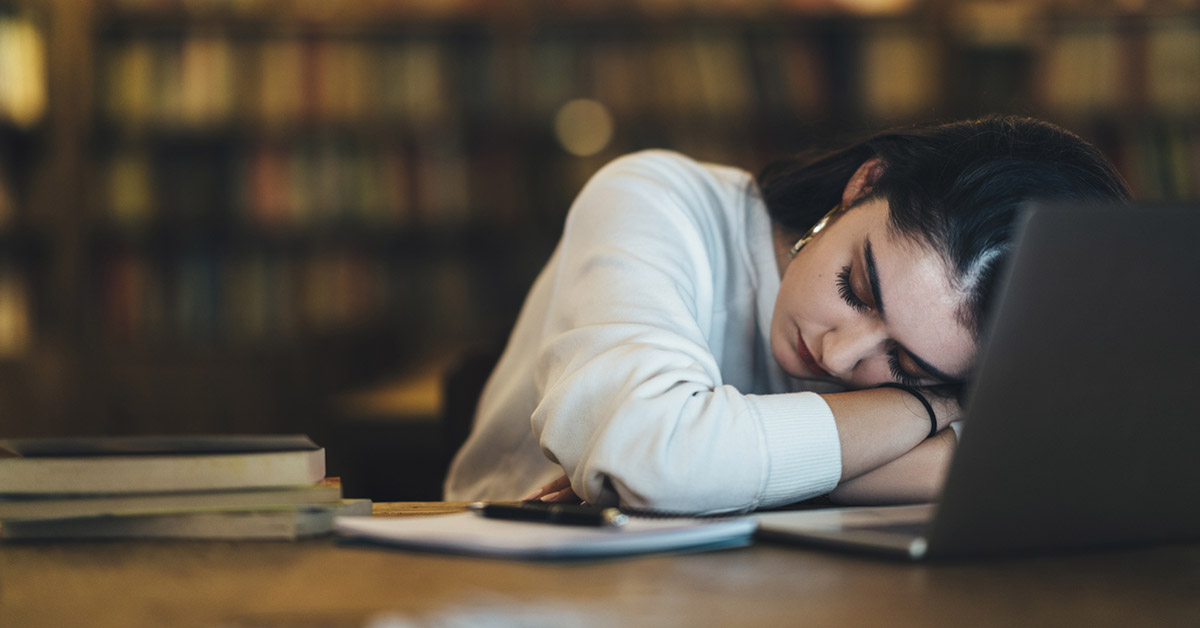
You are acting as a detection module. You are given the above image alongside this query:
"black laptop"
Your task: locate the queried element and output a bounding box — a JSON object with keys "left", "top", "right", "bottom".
{"left": 756, "top": 203, "right": 1200, "bottom": 559}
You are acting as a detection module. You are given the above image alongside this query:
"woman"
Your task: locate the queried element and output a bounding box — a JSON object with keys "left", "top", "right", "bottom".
{"left": 444, "top": 115, "right": 1131, "bottom": 514}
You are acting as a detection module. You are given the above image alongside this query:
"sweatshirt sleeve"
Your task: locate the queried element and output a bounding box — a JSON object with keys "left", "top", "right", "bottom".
{"left": 529, "top": 151, "right": 842, "bottom": 514}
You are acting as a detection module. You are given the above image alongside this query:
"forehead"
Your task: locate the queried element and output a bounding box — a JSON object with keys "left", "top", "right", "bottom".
{"left": 853, "top": 199, "right": 976, "bottom": 379}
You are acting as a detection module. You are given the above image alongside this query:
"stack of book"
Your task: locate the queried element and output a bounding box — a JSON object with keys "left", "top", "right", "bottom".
{"left": 0, "top": 434, "right": 370, "bottom": 541}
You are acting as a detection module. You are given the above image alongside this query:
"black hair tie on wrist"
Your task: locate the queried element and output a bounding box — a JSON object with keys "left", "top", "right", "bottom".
{"left": 876, "top": 383, "right": 938, "bottom": 439}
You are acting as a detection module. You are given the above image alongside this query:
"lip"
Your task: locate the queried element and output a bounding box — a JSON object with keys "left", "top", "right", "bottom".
{"left": 796, "top": 331, "right": 832, "bottom": 378}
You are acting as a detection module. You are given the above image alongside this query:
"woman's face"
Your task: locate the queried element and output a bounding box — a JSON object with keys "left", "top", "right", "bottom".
{"left": 770, "top": 197, "right": 975, "bottom": 389}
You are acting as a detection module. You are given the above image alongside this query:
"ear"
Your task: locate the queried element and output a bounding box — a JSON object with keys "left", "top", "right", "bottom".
{"left": 842, "top": 157, "right": 885, "bottom": 207}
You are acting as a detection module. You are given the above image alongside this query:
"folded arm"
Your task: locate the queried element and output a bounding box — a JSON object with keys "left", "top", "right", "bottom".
{"left": 829, "top": 426, "right": 958, "bottom": 505}
{"left": 529, "top": 387, "right": 961, "bottom": 508}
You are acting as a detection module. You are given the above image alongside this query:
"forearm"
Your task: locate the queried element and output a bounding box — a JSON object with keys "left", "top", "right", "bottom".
{"left": 828, "top": 428, "right": 958, "bottom": 505}
{"left": 538, "top": 378, "right": 842, "bottom": 513}
{"left": 821, "top": 387, "right": 960, "bottom": 483}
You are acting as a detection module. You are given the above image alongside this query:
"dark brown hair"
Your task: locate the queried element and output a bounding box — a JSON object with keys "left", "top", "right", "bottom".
{"left": 758, "top": 115, "right": 1131, "bottom": 341}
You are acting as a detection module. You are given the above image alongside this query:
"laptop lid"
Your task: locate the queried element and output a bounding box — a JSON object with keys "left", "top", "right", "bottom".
{"left": 756, "top": 203, "right": 1200, "bottom": 559}
{"left": 923, "top": 203, "right": 1200, "bottom": 557}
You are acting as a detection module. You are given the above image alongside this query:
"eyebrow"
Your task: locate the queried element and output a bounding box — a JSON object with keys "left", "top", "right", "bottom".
{"left": 905, "top": 348, "right": 963, "bottom": 386}
{"left": 864, "top": 237, "right": 963, "bottom": 385}
{"left": 864, "top": 239, "right": 886, "bottom": 321}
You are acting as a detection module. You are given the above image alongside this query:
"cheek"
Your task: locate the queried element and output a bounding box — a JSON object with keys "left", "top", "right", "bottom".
{"left": 769, "top": 274, "right": 807, "bottom": 374}
{"left": 769, "top": 291, "right": 798, "bottom": 349}
{"left": 778, "top": 265, "right": 820, "bottom": 313}
{"left": 788, "top": 272, "right": 839, "bottom": 326}
{"left": 772, "top": 270, "right": 804, "bottom": 324}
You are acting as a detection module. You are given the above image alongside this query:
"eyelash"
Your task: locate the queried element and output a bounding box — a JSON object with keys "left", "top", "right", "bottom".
{"left": 836, "top": 265, "right": 924, "bottom": 386}
{"left": 887, "top": 346, "right": 923, "bottom": 387}
{"left": 835, "top": 266, "right": 870, "bottom": 314}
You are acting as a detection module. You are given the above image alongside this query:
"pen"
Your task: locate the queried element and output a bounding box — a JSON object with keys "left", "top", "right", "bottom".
{"left": 467, "top": 501, "right": 629, "bottom": 527}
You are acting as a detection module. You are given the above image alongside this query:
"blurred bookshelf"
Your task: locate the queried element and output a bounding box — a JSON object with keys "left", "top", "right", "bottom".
{"left": 4, "top": 0, "right": 1200, "bottom": 496}
{"left": 0, "top": 2, "right": 47, "bottom": 436}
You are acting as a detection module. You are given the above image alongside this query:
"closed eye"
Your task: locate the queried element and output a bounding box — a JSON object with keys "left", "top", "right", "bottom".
{"left": 887, "top": 345, "right": 925, "bottom": 387}
{"left": 836, "top": 265, "right": 871, "bottom": 314}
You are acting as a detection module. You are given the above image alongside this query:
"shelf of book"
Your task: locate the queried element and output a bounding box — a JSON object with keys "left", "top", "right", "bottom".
{"left": 86, "top": 7, "right": 1200, "bottom": 163}
{"left": 0, "top": 5, "right": 45, "bottom": 362}
{"left": 5, "top": 0, "right": 1200, "bottom": 443}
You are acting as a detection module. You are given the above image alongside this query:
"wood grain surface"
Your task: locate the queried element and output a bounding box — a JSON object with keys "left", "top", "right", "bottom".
{"left": 2, "top": 503, "right": 1198, "bottom": 628}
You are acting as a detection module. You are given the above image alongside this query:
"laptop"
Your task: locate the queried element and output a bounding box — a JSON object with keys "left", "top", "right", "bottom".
{"left": 756, "top": 203, "right": 1200, "bottom": 559}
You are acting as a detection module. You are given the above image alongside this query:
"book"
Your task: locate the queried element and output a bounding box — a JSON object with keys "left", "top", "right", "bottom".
{"left": 1145, "top": 19, "right": 1200, "bottom": 114}
{"left": 857, "top": 24, "right": 940, "bottom": 121}
{"left": 0, "top": 499, "right": 372, "bottom": 541}
{"left": 1037, "top": 21, "right": 1124, "bottom": 114}
{"left": 0, "top": 265, "right": 31, "bottom": 357}
{"left": 0, "top": 14, "right": 47, "bottom": 129}
{"left": 333, "top": 510, "right": 756, "bottom": 559}
{"left": 0, "top": 435, "right": 325, "bottom": 495}
{"left": 0, "top": 482, "right": 343, "bottom": 521}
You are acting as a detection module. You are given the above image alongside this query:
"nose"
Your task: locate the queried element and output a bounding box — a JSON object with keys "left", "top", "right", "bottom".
{"left": 820, "top": 317, "right": 888, "bottom": 381}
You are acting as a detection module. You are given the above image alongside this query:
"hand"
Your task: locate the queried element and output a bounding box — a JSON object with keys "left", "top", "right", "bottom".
{"left": 520, "top": 475, "right": 581, "bottom": 503}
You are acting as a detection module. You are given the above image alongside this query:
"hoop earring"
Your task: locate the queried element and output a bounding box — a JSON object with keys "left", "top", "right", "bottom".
{"left": 789, "top": 203, "right": 845, "bottom": 258}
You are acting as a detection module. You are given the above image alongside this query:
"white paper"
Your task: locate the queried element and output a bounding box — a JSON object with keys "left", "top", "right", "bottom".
{"left": 334, "top": 512, "right": 755, "bottom": 559}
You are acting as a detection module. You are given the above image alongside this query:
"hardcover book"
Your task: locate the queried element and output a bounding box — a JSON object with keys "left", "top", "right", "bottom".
{"left": 0, "top": 435, "right": 325, "bottom": 495}
{"left": 1, "top": 499, "right": 372, "bottom": 541}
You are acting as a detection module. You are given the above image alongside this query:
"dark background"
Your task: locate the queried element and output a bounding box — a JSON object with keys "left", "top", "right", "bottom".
{"left": 0, "top": 0, "right": 1196, "bottom": 500}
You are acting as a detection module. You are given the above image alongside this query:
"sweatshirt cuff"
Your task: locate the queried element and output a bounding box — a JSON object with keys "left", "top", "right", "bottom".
{"left": 750, "top": 391, "right": 842, "bottom": 508}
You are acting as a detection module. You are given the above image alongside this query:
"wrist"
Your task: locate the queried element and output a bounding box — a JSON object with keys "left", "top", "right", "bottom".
{"left": 874, "top": 383, "right": 938, "bottom": 439}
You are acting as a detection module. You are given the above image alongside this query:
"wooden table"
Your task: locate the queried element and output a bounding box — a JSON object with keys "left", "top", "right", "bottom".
{"left": 3, "top": 502, "right": 1198, "bottom": 628}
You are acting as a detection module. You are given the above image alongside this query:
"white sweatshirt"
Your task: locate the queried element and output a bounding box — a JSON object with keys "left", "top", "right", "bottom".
{"left": 443, "top": 150, "right": 844, "bottom": 514}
